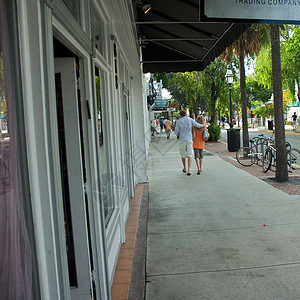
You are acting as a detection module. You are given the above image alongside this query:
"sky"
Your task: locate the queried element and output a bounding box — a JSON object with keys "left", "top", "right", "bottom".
{"left": 162, "top": 88, "right": 171, "bottom": 99}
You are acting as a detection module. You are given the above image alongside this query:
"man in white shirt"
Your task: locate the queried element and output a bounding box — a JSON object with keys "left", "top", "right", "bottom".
{"left": 175, "top": 110, "right": 209, "bottom": 175}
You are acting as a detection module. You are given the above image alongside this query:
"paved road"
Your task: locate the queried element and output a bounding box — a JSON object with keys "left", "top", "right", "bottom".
{"left": 220, "top": 128, "right": 300, "bottom": 150}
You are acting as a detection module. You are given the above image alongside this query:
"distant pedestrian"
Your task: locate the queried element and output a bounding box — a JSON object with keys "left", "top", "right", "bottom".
{"left": 164, "top": 117, "right": 172, "bottom": 139}
{"left": 253, "top": 115, "right": 257, "bottom": 128}
{"left": 151, "top": 118, "right": 158, "bottom": 136}
{"left": 160, "top": 118, "right": 164, "bottom": 133}
{"left": 221, "top": 116, "right": 225, "bottom": 128}
{"left": 193, "top": 115, "right": 210, "bottom": 175}
{"left": 175, "top": 110, "right": 209, "bottom": 176}
{"left": 292, "top": 112, "right": 297, "bottom": 131}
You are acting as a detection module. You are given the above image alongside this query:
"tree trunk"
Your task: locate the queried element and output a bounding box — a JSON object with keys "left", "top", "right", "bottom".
{"left": 210, "top": 83, "right": 217, "bottom": 122}
{"left": 193, "top": 100, "right": 198, "bottom": 118}
{"left": 211, "top": 96, "right": 217, "bottom": 122}
{"left": 270, "top": 24, "right": 288, "bottom": 182}
{"left": 239, "top": 54, "right": 249, "bottom": 148}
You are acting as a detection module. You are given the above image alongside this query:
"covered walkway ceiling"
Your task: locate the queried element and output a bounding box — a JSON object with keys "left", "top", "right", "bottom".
{"left": 132, "top": 0, "right": 250, "bottom": 73}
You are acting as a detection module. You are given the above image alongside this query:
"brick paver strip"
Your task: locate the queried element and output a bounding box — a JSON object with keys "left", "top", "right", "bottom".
{"left": 206, "top": 141, "right": 300, "bottom": 195}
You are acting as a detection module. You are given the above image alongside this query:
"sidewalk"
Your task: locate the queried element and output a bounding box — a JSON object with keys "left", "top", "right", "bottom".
{"left": 205, "top": 138, "right": 300, "bottom": 197}
{"left": 144, "top": 132, "right": 300, "bottom": 299}
{"left": 111, "top": 130, "right": 300, "bottom": 299}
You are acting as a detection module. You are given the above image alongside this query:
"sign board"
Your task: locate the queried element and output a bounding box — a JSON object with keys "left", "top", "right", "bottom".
{"left": 168, "top": 103, "right": 178, "bottom": 108}
{"left": 152, "top": 107, "right": 167, "bottom": 111}
{"left": 203, "top": 0, "right": 300, "bottom": 23}
{"left": 154, "top": 98, "right": 169, "bottom": 108}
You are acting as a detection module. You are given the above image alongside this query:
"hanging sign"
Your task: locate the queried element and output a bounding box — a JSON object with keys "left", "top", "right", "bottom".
{"left": 203, "top": 0, "right": 300, "bottom": 23}
{"left": 154, "top": 98, "right": 169, "bottom": 108}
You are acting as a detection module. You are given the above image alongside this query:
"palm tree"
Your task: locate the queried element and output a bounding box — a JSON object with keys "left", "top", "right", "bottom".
{"left": 223, "top": 24, "right": 288, "bottom": 182}
{"left": 270, "top": 24, "right": 288, "bottom": 182}
{"left": 221, "top": 24, "right": 270, "bottom": 148}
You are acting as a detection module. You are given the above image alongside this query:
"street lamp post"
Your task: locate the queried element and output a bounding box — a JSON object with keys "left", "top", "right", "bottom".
{"left": 225, "top": 66, "right": 234, "bottom": 128}
{"left": 225, "top": 65, "right": 240, "bottom": 151}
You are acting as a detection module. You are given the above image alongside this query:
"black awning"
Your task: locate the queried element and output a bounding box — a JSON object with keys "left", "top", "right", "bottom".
{"left": 133, "top": 0, "right": 250, "bottom": 73}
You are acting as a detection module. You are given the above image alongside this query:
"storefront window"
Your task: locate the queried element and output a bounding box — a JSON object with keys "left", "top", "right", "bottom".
{"left": 0, "top": 1, "right": 32, "bottom": 298}
{"left": 62, "top": 0, "right": 80, "bottom": 23}
{"left": 95, "top": 67, "right": 114, "bottom": 222}
{"left": 0, "top": 53, "right": 8, "bottom": 163}
{"left": 91, "top": 4, "right": 105, "bottom": 56}
{"left": 95, "top": 68, "right": 103, "bottom": 148}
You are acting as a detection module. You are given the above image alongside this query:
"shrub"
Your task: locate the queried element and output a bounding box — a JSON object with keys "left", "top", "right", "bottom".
{"left": 208, "top": 121, "right": 221, "bottom": 141}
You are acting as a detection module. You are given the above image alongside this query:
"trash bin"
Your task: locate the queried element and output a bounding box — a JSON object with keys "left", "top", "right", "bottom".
{"left": 227, "top": 128, "right": 240, "bottom": 152}
{"left": 268, "top": 120, "right": 273, "bottom": 130}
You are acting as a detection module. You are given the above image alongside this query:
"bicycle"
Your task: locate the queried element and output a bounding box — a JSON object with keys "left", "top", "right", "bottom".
{"left": 259, "top": 141, "right": 298, "bottom": 173}
{"left": 236, "top": 133, "right": 299, "bottom": 173}
{"left": 289, "top": 148, "right": 300, "bottom": 169}
{"left": 236, "top": 145, "right": 263, "bottom": 167}
{"left": 236, "top": 134, "right": 273, "bottom": 167}
{"left": 261, "top": 141, "right": 276, "bottom": 173}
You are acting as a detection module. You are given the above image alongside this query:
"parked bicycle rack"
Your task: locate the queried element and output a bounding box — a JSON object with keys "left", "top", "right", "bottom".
{"left": 249, "top": 136, "right": 293, "bottom": 173}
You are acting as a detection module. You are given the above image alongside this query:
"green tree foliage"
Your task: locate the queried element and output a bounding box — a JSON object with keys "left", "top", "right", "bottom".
{"left": 255, "top": 46, "right": 273, "bottom": 87}
{"left": 155, "top": 72, "right": 207, "bottom": 117}
{"left": 251, "top": 100, "right": 273, "bottom": 118}
{"left": 207, "top": 121, "right": 221, "bottom": 141}
{"left": 255, "top": 24, "right": 300, "bottom": 102}
{"left": 202, "top": 58, "right": 228, "bottom": 121}
{"left": 153, "top": 72, "right": 169, "bottom": 88}
{"left": 171, "top": 72, "right": 207, "bottom": 117}
{"left": 154, "top": 59, "right": 228, "bottom": 121}
{"left": 281, "top": 25, "right": 300, "bottom": 102}
{"left": 246, "top": 76, "right": 273, "bottom": 104}
{"left": 162, "top": 73, "right": 188, "bottom": 109}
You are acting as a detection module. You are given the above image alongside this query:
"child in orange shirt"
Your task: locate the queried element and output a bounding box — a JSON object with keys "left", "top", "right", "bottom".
{"left": 193, "top": 115, "right": 209, "bottom": 175}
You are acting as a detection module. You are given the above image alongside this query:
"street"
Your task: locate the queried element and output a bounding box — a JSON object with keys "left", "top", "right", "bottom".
{"left": 220, "top": 128, "right": 300, "bottom": 151}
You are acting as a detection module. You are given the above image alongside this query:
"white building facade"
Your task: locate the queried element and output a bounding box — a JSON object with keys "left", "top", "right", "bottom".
{"left": 0, "top": 0, "right": 149, "bottom": 299}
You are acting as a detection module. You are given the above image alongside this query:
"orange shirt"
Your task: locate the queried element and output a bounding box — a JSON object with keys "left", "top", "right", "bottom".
{"left": 193, "top": 129, "right": 205, "bottom": 149}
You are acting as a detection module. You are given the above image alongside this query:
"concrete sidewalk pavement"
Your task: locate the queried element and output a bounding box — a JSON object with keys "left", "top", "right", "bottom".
{"left": 205, "top": 139, "right": 300, "bottom": 197}
{"left": 145, "top": 132, "right": 300, "bottom": 299}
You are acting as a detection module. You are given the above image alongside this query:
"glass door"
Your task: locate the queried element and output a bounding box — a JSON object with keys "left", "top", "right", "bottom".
{"left": 55, "top": 57, "right": 94, "bottom": 299}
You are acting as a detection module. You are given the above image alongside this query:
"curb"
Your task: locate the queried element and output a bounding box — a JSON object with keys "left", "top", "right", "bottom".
{"left": 257, "top": 129, "right": 300, "bottom": 135}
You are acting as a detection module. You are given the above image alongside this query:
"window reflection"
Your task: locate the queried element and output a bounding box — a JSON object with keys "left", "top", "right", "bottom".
{"left": 0, "top": 52, "right": 11, "bottom": 193}
{"left": 0, "top": 7, "right": 32, "bottom": 297}
{"left": 62, "top": 0, "right": 80, "bottom": 23}
{"left": 95, "top": 68, "right": 103, "bottom": 147}
{"left": 95, "top": 67, "right": 114, "bottom": 222}
{"left": 91, "top": 5, "right": 105, "bottom": 56}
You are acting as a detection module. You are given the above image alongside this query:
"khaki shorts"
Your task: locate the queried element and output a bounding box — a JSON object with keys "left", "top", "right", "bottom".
{"left": 178, "top": 140, "right": 193, "bottom": 158}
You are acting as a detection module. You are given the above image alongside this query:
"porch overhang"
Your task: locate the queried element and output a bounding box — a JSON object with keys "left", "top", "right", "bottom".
{"left": 132, "top": 0, "right": 250, "bottom": 73}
